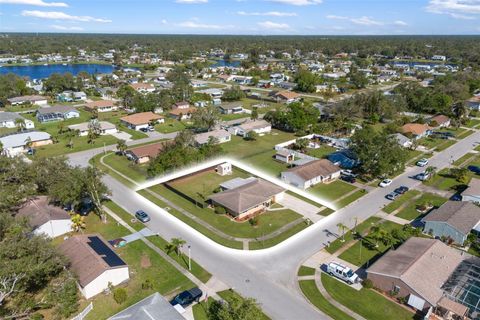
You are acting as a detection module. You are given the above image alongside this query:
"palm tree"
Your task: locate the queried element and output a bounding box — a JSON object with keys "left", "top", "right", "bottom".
{"left": 14, "top": 118, "right": 26, "bottom": 132}
{"left": 425, "top": 166, "right": 437, "bottom": 180}
{"left": 336, "top": 223, "right": 348, "bottom": 242}
{"left": 70, "top": 213, "right": 86, "bottom": 232}
{"left": 452, "top": 102, "right": 469, "bottom": 124}
{"left": 166, "top": 238, "right": 186, "bottom": 256}
{"left": 116, "top": 139, "right": 127, "bottom": 155}
{"left": 369, "top": 225, "right": 387, "bottom": 248}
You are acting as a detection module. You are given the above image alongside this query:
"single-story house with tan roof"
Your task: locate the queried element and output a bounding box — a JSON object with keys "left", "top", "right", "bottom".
{"left": 423, "top": 201, "right": 480, "bottom": 245}
{"left": 169, "top": 107, "right": 197, "bottom": 121}
{"left": 194, "top": 129, "right": 231, "bottom": 146}
{"left": 120, "top": 112, "right": 164, "bottom": 131}
{"left": 208, "top": 177, "right": 285, "bottom": 219}
{"left": 429, "top": 114, "right": 451, "bottom": 128}
{"left": 367, "top": 237, "right": 468, "bottom": 316}
{"left": 130, "top": 82, "right": 155, "bottom": 93}
{"left": 401, "top": 123, "right": 432, "bottom": 140}
{"left": 85, "top": 100, "right": 118, "bottom": 113}
{"left": 7, "top": 95, "right": 48, "bottom": 106}
{"left": 232, "top": 119, "right": 271, "bottom": 137}
{"left": 59, "top": 234, "right": 129, "bottom": 299}
{"left": 125, "top": 142, "right": 164, "bottom": 164}
{"left": 16, "top": 196, "right": 72, "bottom": 238}
{"left": 281, "top": 159, "right": 341, "bottom": 189}
{"left": 273, "top": 90, "right": 300, "bottom": 104}
{"left": 68, "top": 121, "right": 118, "bottom": 137}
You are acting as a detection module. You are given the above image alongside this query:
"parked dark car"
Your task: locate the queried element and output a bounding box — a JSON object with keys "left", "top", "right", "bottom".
{"left": 341, "top": 175, "right": 356, "bottom": 183}
{"left": 135, "top": 210, "right": 150, "bottom": 223}
{"left": 394, "top": 186, "right": 409, "bottom": 194}
{"left": 450, "top": 194, "right": 463, "bottom": 201}
{"left": 170, "top": 287, "right": 203, "bottom": 307}
{"left": 468, "top": 165, "right": 480, "bottom": 174}
{"left": 139, "top": 127, "right": 149, "bottom": 132}
{"left": 27, "top": 148, "right": 36, "bottom": 155}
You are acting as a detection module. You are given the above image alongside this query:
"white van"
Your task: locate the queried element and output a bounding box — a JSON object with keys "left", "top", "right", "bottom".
{"left": 326, "top": 262, "right": 359, "bottom": 285}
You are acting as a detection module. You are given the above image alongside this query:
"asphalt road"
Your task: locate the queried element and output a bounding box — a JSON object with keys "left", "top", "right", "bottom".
{"left": 68, "top": 129, "right": 480, "bottom": 320}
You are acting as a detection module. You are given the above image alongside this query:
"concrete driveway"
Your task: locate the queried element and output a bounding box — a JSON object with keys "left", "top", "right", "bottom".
{"left": 111, "top": 131, "right": 132, "bottom": 141}
{"left": 277, "top": 193, "right": 323, "bottom": 222}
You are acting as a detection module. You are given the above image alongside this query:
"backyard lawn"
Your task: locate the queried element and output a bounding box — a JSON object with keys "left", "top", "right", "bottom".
{"left": 338, "top": 221, "right": 402, "bottom": 267}
{"left": 155, "top": 118, "right": 187, "bottom": 134}
{"left": 64, "top": 212, "right": 195, "bottom": 320}
{"left": 395, "top": 193, "right": 447, "bottom": 221}
{"left": 305, "top": 145, "right": 337, "bottom": 159}
{"left": 308, "top": 180, "right": 358, "bottom": 202}
{"left": 321, "top": 274, "right": 416, "bottom": 320}
{"left": 299, "top": 280, "right": 354, "bottom": 320}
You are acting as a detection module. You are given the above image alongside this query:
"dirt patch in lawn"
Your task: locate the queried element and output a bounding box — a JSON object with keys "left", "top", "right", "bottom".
{"left": 140, "top": 253, "right": 152, "bottom": 269}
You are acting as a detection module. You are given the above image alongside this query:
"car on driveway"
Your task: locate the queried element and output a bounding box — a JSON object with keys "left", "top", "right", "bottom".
{"left": 341, "top": 175, "right": 356, "bottom": 183}
{"left": 394, "top": 186, "right": 409, "bottom": 194}
{"left": 379, "top": 179, "right": 393, "bottom": 188}
{"left": 468, "top": 165, "right": 480, "bottom": 174}
{"left": 170, "top": 287, "right": 203, "bottom": 307}
{"left": 135, "top": 210, "right": 151, "bottom": 223}
{"left": 416, "top": 158, "right": 429, "bottom": 167}
{"left": 450, "top": 194, "right": 463, "bottom": 201}
{"left": 415, "top": 172, "right": 431, "bottom": 181}
{"left": 386, "top": 192, "right": 400, "bottom": 201}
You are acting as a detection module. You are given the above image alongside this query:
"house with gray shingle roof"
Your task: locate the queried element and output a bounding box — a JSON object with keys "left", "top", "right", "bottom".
{"left": 281, "top": 159, "right": 341, "bottom": 189}
{"left": 423, "top": 201, "right": 480, "bottom": 245}
{"left": 0, "top": 112, "right": 34, "bottom": 129}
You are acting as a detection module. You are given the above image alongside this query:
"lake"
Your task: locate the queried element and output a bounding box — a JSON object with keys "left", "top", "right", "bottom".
{"left": 210, "top": 60, "right": 241, "bottom": 68}
{"left": 0, "top": 63, "right": 115, "bottom": 79}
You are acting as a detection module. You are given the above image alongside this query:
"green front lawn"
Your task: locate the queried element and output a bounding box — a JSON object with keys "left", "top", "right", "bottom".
{"left": 297, "top": 266, "right": 316, "bottom": 276}
{"left": 382, "top": 190, "right": 422, "bottom": 214}
{"left": 63, "top": 213, "right": 195, "bottom": 320}
{"left": 148, "top": 184, "right": 302, "bottom": 239}
{"left": 423, "top": 168, "right": 470, "bottom": 192}
{"left": 299, "top": 280, "right": 354, "bottom": 320}
{"left": 338, "top": 221, "right": 402, "bottom": 267}
{"left": 466, "top": 119, "right": 480, "bottom": 128}
{"left": 321, "top": 274, "right": 415, "bottom": 320}
{"left": 192, "top": 297, "right": 215, "bottom": 320}
{"left": 453, "top": 153, "right": 477, "bottom": 166}
{"left": 336, "top": 189, "right": 367, "bottom": 208}
{"left": 220, "top": 113, "right": 250, "bottom": 121}
{"left": 248, "top": 221, "right": 309, "bottom": 250}
{"left": 308, "top": 180, "right": 358, "bottom": 202}
{"left": 325, "top": 217, "right": 381, "bottom": 254}
{"left": 395, "top": 193, "right": 447, "bottom": 221}
{"left": 35, "top": 134, "right": 119, "bottom": 158}
{"left": 155, "top": 118, "right": 187, "bottom": 134}
{"left": 104, "top": 201, "right": 212, "bottom": 283}
{"left": 101, "top": 152, "right": 148, "bottom": 183}
{"left": 217, "top": 289, "right": 271, "bottom": 320}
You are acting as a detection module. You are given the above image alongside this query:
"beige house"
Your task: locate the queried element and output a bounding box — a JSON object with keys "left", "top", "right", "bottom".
{"left": 120, "top": 112, "right": 164, "bottom": 130}
{"left": 85, "top": 100, "right": 118, "bottom": 113}
{"left": 281, "top": 159, "right": 341, "bottom": 189}
{"left": 126, "top": 142, "right": 164, "bottom": 164}
{"left": 208, "top": 177, "right": 285, "bottom": 220}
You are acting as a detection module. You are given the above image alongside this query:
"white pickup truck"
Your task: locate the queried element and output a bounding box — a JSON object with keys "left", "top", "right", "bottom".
{"left": 326, "top": 262, "right": 359, "bottom": 285}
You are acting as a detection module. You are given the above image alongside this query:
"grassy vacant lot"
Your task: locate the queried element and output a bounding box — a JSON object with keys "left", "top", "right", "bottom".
{"left": 308, "top": 180, "right": 357, "bottom": 202}
{"left": 338, "top": 221, "right": 402, "bottom": 267}
{"left": 148, "top": 184, "right": 302, "bottom": 239}
{"left": 299, "top": 280, "right": 354, "bottom": 320}
{"left": 382, "top": 190, "right": 422, "bottom": 214}
{"left": 155, "top": 118, "right": 187, "bottom": 134}
{"left": 102, "top": 152, "right": 148, "bottom": 183}
{"left": 168, "top": 168, "right": 250, "bottom": 203}
{"left": 297, "top": 266, "right": 316, "bottom": 276}
{"left": 104, "top": 201, "right": 212, "bottom": 283}
{"left": 395, "top": 193, "right": 447, "bottom": 221}
{"left": 418, "top": 135, "right": 456, "bottom": 151}
{"left": 321, "top": 274, "right": 415, "bottom": 320}
{"left": 325, "top": 217, "right": 381, "bottom": 254}
{"left": 63, "top": 212, "right": 195, "bottom": 320}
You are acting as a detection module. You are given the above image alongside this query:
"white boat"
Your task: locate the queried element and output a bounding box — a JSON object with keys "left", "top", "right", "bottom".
{"left": 43, "top": 63, "right": 48, "bottom": 66}
{"left": 62, "top": 63, "right": 67, "bottom": 66}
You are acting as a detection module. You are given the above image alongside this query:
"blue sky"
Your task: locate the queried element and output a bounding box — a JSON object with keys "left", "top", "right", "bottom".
{"left": 0, "top": 0, "right": 479, "bottom": 35}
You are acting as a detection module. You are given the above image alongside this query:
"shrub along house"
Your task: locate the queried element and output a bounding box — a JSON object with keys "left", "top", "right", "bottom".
{"left": 281, "top": 159, "right": 341, "bottom": 189}
{"left": 208, "top": 177, "right": 285, "bottom": 220}
{"left": 59, "top": 234, "right": 130, "bottom": 299}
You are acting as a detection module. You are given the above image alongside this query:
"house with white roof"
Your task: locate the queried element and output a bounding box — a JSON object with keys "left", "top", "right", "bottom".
{"left": 0, "top": 131, "right": 52, "bottom": 157}
{"left": 0, "top": 112, "right": 34, "bottom": 129}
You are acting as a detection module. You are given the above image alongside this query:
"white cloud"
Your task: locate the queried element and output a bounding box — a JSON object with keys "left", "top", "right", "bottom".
{"left": 50, "top": 24, "right": 84, "bottom": 31}
{"left": 350, "top": 16, "right": 383, "bottom": 25}
{"left": 237, "top": 11, "right": 297, "bottom": 16}
{"left": 175, "top": 0, "right": 208, "bottom": 3}
{"left": 394, "top": 20, "right": 408, "bottom": 26}
{"left": 0, "top": 0, "right": 67, "bottom": 7}
{"left": 449, "top": 13, "right": 476, "bottom": 19}
{"left": 427, "top": 0, "right": 480, "bottom": 15}
{"left": 21, "top": 10, "right": 112, "bottom": 22}
{"left": 266, "top": 0, "right": 322, "bottom": 6}
{"left": 161, "top": 19, "right": 168, "bottom": 24}
{"left": 177, "top": 20, "right": 230, "bottom": 29}
{"left": 257, "top": 20, "right": 291, "bottom": 30}
{"left": 326, "top": 15, "right": 348, "bottom": 20}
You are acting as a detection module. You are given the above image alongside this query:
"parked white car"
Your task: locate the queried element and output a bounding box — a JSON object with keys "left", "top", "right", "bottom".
{"left": 326, "top": 262, "right": 359, "bottom": 285}
{"left": 416, "top": 158, "right": 429, "bottom": 167}
{"left": 379, "top": 179, "right": 393, "bottom": 188}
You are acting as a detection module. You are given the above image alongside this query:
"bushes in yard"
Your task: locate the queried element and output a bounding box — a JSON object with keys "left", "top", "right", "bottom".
{"left": 215, "top": 206, "right": 226, "bottom": 215}
{"left": 113, "top": 287, "right": 128, "bottom": 304}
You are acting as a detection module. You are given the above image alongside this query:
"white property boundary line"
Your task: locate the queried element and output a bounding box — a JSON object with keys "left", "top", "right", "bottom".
{"left": 136, "top": 156, "right": 337, "bottom": 211}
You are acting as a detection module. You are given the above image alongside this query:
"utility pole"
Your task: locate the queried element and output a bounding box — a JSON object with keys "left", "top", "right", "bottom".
{"left": 188, "top": 245, "right": 191, "bottom": 271}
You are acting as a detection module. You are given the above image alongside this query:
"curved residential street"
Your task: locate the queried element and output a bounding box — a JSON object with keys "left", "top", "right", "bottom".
{"left": 68, "top": 128, "right": 480, "bottom": 320}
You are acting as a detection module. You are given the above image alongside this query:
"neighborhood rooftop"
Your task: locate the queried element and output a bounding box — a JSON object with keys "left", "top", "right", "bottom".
{"left": 285, "top": 159, "right": 340, "bottom": 181}
{"left": 423, "top": 201, "right": 480, "bottom": 235}
{"left": 16, "top": 196, "right": 70, "bottom": 229}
